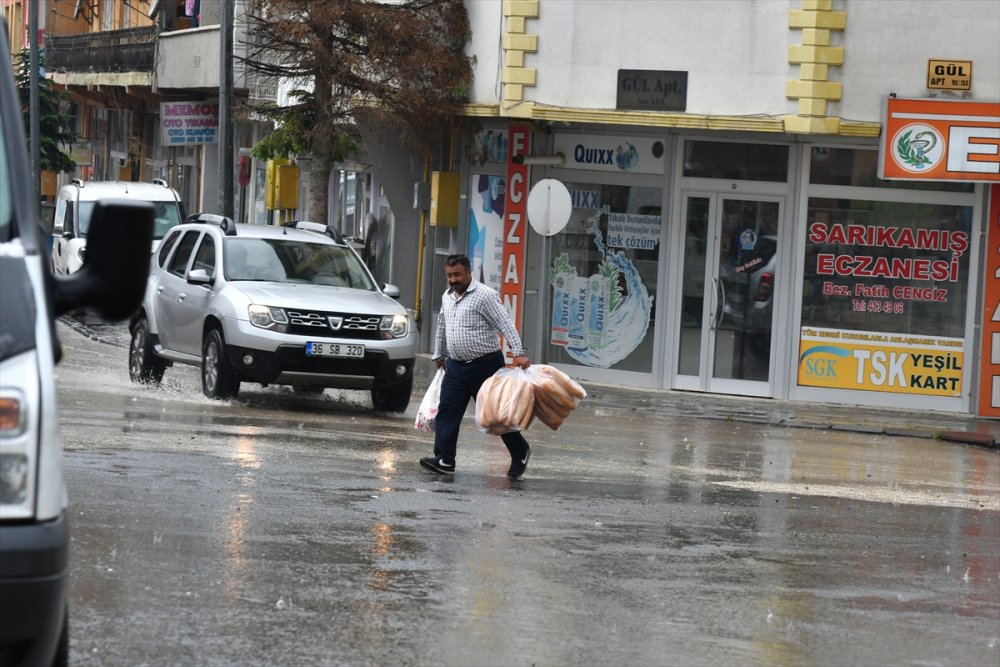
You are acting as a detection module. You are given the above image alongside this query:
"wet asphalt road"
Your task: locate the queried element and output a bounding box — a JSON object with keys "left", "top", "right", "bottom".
{"left": 54, "top": 318, "right": 999, "bottom": 667}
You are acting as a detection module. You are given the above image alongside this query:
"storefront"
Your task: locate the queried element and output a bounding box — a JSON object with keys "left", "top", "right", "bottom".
{"left": 445, "top": 101, "right": 997, "bottom": 415}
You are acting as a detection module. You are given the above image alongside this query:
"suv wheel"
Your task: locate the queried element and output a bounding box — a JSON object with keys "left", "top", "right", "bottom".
{"left": 371, "top": 377, "right": 412, "bottom": 413}
{"left": 202, "top": 328, "right": 240, "bottom": 399}
{"left": 129, "top": 316, "right": 166, "bottom": 384}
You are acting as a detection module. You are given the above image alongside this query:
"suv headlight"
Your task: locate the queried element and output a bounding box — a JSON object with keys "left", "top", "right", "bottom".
{"left": 380, "top": 314, "right": 409, "bottom": 339}
{"left": 248, "top": 304, "right": 289, "bottom": 332}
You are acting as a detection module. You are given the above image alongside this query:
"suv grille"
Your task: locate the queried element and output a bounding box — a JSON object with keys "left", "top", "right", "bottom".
{"left": 286, "top": 310, "right": 382, "bottom": 340}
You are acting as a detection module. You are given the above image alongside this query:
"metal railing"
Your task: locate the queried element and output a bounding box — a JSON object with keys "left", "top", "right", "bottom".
{"left": 46, "top": 26, "right": 157, "bottom": 73}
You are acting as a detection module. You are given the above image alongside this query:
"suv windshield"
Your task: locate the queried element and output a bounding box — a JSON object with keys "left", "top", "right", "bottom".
{"left": 225, "top": 237, "right": 375, "bottom": 289}
{"left": 79, "top": 200, "right": 181, "bottom": 240}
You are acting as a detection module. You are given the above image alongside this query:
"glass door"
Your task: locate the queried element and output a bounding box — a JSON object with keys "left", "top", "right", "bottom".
{"left": 675, "top": 194, "right": 782, "bottom": 396}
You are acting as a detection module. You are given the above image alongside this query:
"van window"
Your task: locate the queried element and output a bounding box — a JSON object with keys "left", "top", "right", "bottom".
{"left": 152, "top": 201, "right": 183, "bottom": 240}
{"left": 77, "top": 201, "right": 96, "bottom": 237}
{"left": 52, "top": 198, "right": 67, "bottom": 235}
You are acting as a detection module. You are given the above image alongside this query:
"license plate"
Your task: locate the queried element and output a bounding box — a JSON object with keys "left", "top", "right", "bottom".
{"left": 305, "top": 342, "right": 365, "bottom": 358}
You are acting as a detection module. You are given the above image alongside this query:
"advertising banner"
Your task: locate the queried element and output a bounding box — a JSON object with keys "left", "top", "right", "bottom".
{"left": 500, "top": 124, "right": 530, "bottom": 361}
{"left": 467, "top": 174, "right": 505, "bottom": 291}
{"left": 552, "top": 133, "right": 666, "bottom": 175}
{"left": 798, "top": 327, "right": 963, "bottom": 397}
{"left": 607, "top": 212, "right": 660, "bottom": 250}
{"left": 879, "top": 98, "right": 1000, "bottom": 182}
{"left": 979, "top": 184, "right": 1000, "bottom": 417}
{"left": 160, "top": 101, "right": 219, "bottom": 146}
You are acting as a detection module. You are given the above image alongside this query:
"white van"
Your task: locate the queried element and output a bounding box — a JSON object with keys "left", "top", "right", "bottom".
{"left": 0, "top": 23, "right": 155, "bottom": 666}
{"left": 51, "top": 179, "right": 184, "bottom": 275}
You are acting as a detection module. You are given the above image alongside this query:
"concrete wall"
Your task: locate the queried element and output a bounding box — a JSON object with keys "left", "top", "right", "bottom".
{"left": 467, "top": 0, "right": 1000, "bottom": 121}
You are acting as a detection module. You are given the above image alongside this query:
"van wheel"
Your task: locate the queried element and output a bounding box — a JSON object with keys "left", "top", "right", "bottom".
{"left": 371, "top": 377, "right": 412, "bottom": 413}
{"left": 129, "top": 316, "right": 165, "bottom": 384}
{"left": 202, "top": 328, "right": 240, "bottom": 399}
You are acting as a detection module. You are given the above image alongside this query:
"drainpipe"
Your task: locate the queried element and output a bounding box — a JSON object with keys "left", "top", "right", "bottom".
{"left": 414, "top": 149, "right": 429, "bottom": 323}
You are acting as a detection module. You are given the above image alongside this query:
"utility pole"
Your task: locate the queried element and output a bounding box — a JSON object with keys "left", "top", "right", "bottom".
{"left": 218, "top": 0, "right": 235, "bottom": 218}
{"left": 29, "top": 0, "right": 40, "bottom": 214}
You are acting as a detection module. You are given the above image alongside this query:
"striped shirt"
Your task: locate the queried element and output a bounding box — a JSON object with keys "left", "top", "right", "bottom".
{"left": 433, "top": 280, "right": 525, "bottom": 361}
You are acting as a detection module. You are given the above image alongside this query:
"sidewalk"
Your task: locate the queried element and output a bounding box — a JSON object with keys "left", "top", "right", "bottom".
{"left": 413, "top": 355, "right": 999, "bottom": 449}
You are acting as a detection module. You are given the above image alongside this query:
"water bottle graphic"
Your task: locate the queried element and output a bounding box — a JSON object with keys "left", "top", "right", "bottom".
{"left": 567, "top": 276, "right": 590, "bottom": 350}
{"left": 587, "top": 275, "right": 611, "bottom": 350}
{"left": 550, "top": 270, "right": 575, "bottom": 347}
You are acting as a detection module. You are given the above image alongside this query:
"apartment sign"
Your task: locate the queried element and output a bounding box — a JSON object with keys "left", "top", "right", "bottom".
{"left": 879, "top": 97, "right": 1000, "bottom": 182}
{"left": 927, "top": 59, "right": 972, "bottom": 91}
{"left": 160, "top": 101, "right": 219, "bottom": 145}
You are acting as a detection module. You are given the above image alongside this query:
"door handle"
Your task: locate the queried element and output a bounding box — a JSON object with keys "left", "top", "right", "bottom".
{"left": 715, "top": 278, "right": 725, "bottom": 329}
{"left": 710, "top": 278, "right": 718, "bottom": 330}
{"left": 177, "top": 293, "right": 186, "bottom": 302}
{"left": 157, "top": 285, "right": 164, "bottom": 293}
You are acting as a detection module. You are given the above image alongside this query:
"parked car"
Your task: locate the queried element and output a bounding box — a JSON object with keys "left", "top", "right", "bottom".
{"left": 0, "top": 22, "right": 155, "bottom": 665}
{"left": 128, "top": 216, "right": 417, "bottom": 411}
{"left": 51, "top": 179, "right": 184, "bottom": 275}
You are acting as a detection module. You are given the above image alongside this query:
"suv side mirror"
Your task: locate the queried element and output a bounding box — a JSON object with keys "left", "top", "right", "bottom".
{"left": 53, "top": 199, "right": 154, "bottom": 320}
{"left": 382, "top": 283, "right": 400, "bottom": 298}
{"left": 187, "top": 269, "right": 212, "bottom": 284}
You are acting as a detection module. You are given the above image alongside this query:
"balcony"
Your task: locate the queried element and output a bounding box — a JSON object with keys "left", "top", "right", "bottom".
{"left": 46, "top": 26, "right": 157, "bottom": 75}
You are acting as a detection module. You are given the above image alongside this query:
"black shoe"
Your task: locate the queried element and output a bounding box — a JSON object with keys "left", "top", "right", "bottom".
{"left": 507, "top": 445, "right": 531, "bottom": 479}
{"left": 420, "top": 457, "right": 455, "bottom": 475}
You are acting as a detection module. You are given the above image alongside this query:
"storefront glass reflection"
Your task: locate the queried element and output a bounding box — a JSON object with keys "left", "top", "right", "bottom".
{"left": 546, "top": 183, "right": 661, "bottom": 371}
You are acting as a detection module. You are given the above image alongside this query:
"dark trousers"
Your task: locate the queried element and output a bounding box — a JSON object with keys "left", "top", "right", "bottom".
{"left": 434, "top": 351, "right": 529, "bottom": 465}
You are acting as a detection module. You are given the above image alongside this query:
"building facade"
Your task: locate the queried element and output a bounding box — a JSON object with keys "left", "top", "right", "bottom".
{"left": 418, "top": 0, "right": 1000, "bottom": 417}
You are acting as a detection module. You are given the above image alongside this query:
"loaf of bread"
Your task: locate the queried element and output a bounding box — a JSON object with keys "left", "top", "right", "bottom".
{"left": 475, "top": 368, "right": 535, "bottom": 435}
{"left": 525, "top": 364, "right": 586, "bottom": 431}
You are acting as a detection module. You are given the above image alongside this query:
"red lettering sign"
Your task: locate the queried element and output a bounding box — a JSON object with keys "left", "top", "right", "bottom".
{"left": 500, "top": 125, "right": 530, "bottom": 361}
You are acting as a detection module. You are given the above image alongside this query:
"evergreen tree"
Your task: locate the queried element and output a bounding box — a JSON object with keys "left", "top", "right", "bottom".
{"left": 15, "top": 48, "right": 77, "bottom": 174}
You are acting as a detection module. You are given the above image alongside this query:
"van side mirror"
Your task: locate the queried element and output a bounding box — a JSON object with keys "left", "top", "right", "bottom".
{"left": 53, "top": 199, "right": 154, "bottom": 320}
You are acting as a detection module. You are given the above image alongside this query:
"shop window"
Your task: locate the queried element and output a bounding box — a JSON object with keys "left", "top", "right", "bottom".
{"left": 544, "top": 183, "right": 662, "bottom": 373}
{"left": 809, "top": 146, "right": 974, "bottom": 192}
{"left": 683, "top": 141, "right": 788, "bottom": 182}
{"left": 802, "top": 199, "right": 971, "bottom": 338}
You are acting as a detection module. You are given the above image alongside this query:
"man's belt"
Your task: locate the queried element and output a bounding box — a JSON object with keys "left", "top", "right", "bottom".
{"left": 453, "top": 350, "right": 500, "bottom": 365}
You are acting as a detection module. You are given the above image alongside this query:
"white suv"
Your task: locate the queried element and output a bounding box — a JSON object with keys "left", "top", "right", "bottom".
{"left": 128, "top": 215, "right": 417, "bottom": 411}
{"left": 51, "top": 179, "right": 184, "bottom": 275}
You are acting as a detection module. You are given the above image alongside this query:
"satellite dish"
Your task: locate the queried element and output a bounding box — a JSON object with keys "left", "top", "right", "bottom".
{"left": 526, "top": 178, "right": 572, "bottom": 237}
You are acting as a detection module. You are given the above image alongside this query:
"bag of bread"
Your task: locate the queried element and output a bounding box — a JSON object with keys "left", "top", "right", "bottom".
{"left": 475, "top": 367, "right": 535, "bottom": 435}
{"left": 524, "top": 364, "right": 587, "bottom": 430}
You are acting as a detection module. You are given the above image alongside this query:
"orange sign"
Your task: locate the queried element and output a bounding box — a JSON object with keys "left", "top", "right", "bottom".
{"left": 979, "top": 184, "right": 1000, "bottom": 417}
{"left": 879, "top": 98, "right": 1000, "bottom": 182}
{"left": 500, "top": 124, "right": 531, "bottom": 362}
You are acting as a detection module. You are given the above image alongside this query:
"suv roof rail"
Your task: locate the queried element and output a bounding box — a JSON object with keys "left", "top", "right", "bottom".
{"left": 283, "top": 220, "right": 347, "bottom": 244}
{"left": 186, "top": 213, "right": 237, "bottom": 236}
{"left": 152, "top": 178, "right": 169, "bottom": 188}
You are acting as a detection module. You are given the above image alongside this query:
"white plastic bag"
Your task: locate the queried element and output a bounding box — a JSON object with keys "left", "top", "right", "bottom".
{"left": 414, "top": 368, "right": 445, "bottom": 432}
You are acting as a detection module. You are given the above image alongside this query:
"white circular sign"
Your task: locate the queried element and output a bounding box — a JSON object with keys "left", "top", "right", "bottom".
{"left": 526, "top": 179, "right": 572, "bottom": 237}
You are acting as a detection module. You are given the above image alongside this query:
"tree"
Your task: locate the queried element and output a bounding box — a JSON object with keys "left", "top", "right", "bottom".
{"left": 15, "top": 48, "right": 77, "bottom": 174}
{"left": 240, "top": 0, "right": 472, "bottom": 224}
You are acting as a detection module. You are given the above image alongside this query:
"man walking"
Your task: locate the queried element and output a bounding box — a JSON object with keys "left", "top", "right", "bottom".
{"left": 420, "top": 253, "right": 532, "bottom": 478}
